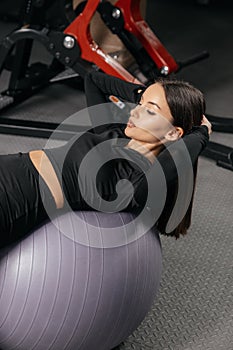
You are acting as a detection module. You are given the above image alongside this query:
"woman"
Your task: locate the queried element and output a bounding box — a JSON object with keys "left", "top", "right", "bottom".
{"left": 0, "top": 71, "right": 211, "bottom": 248}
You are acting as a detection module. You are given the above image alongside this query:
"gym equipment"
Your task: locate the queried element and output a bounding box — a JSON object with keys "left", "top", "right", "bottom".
{"left": 200, "top": 119, "right": 233, "bottom": 171}
{"left": 0, "top": 210, "right": 162, "bottom": 350}
{"left": 0, "top": 0, "right": 207, "bottom": 117}
{"left": 0, "top": 0, "right": 232, "bottom": 170}
{"left": 96, "top": 0, "right": 209, "bottom": 79}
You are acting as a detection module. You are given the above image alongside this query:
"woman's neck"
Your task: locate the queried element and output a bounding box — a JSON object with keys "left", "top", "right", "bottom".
{"left": 126, "top": 139, "right": 164, "bottom": 163}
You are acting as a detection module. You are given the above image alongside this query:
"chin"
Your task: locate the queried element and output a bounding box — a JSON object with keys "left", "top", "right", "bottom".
{"left": 124, "top": 126, "right": 133, "bottom": 138}
{"left": 124, "top": 126, "right": 140, "bottom": 140}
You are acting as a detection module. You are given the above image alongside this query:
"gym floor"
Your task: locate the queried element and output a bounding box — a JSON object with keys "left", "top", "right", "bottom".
{"left": 0, "top": 0, "right": 233, "bottom": 349}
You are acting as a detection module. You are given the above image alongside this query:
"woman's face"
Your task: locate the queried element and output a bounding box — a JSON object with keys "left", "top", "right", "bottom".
{"left": 124, "top": 83, "right": 175, "bottom": 143}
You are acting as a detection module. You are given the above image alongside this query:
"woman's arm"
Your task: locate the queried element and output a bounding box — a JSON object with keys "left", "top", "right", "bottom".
{"left": 84, "top": 71, "right": 145, "bottom": 108}
{"left": 178, "top": 125, "right": 209, "bottom": 163}
{"left": 84, "top": 71, "right": 145, "bottom": 132}
{"left": 176, "top": 117, "right": 211, "bottom": 163}
{"left": 151, "top": 125, "right": 209, "bottom": 188}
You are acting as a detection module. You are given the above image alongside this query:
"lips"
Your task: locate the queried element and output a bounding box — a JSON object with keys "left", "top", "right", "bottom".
{"left": 127, "top": 118, "right": 136, "bottom": 128}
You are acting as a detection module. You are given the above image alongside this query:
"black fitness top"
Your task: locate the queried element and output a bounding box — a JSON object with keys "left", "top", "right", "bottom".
{"left": 43, "top": 71, "right": 209, "bottom": 226}
{"left": 44, "top": 124, "right": 151, "bottom": 213}
{"left": 0, "top": 71, "right": 209, "bottom": 248}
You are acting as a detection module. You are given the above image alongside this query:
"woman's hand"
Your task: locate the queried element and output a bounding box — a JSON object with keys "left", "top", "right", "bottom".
{"left": 201, "top": 115, "right": 212, "bottom": 134}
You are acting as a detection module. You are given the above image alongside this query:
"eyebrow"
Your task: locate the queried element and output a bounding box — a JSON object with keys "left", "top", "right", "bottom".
{"left": 140, "top": 96, "right": 161, "bottom": 109}
{"left": 147, "top": 101, "right": 161, "bottom": 109}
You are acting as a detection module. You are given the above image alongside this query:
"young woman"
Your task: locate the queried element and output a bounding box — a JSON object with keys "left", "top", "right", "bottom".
{"left": 0, "top": 71, "right": 211, "bottom": 248}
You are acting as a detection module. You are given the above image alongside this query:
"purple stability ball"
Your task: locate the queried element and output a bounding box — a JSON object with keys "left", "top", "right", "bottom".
{"left": 0, "top": 211, "right": 162, "bottom": 350}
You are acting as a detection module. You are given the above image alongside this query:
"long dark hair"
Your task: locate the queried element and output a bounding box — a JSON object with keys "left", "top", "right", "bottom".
{"left": 156, "top": 78, "right": 206, "bottom": 238}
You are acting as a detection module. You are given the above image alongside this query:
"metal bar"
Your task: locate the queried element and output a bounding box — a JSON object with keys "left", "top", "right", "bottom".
{"left": 202, "top": 141, "right": 233, "bottom": 171}
{"left": 8, "top": 39, "right": 33, "bottom": 91}
{"left": 0, "top": 116, "right": 88, "bottom": 132}
{"left": 206, "top": 114, "right": 233, "bottom": 133}
{"left": 0, "top": 123, "right": 78, "bottom": 139}
{"left": 0, "top": 124, "right": 55, "bottom": 139}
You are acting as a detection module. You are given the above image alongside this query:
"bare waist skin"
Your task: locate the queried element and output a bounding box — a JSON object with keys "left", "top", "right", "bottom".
{"left": 29, "top": 150, "right": 64, "bottom": 209}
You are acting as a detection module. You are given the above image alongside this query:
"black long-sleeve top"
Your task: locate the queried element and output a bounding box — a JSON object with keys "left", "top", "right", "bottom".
{"left": 43, "top": 71, "right": 209, "bottom": 231}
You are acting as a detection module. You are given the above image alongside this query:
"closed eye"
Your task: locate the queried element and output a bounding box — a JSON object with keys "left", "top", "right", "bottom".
{"left": 138, "top": 102, "right": 156, "bottom": 115}
{"left": 146, "top": 108, "right": 156, "bottom": 115}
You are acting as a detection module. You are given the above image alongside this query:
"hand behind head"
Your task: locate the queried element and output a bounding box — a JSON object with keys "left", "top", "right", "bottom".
{"left": 201, "top": 115, "right": 212, "bottom": 134}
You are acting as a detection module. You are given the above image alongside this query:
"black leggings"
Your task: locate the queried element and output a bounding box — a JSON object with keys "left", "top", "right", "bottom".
{"left": 0, "top": 152, "right": 56, "bottom": 248}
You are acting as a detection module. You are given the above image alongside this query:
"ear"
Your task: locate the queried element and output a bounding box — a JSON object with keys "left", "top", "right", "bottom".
{"left": 164, "top": 127, "right": 184, "bottom": 141}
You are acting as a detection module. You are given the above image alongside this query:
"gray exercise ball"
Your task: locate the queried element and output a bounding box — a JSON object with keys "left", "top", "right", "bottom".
{"left": 0, "top": 211, "right": 162, "bottom": 350}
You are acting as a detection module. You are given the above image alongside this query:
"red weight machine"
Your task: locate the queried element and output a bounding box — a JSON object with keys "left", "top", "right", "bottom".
{"left": 64, "top": 0, "right": 179, "bottom": 82}
{"left": 0, "top": 0, "right": 208, "bottom": 107}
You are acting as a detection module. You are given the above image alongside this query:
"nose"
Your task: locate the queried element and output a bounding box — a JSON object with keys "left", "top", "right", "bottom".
{"left": 130, "top": 105, "right": 140, "bottom": 118}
